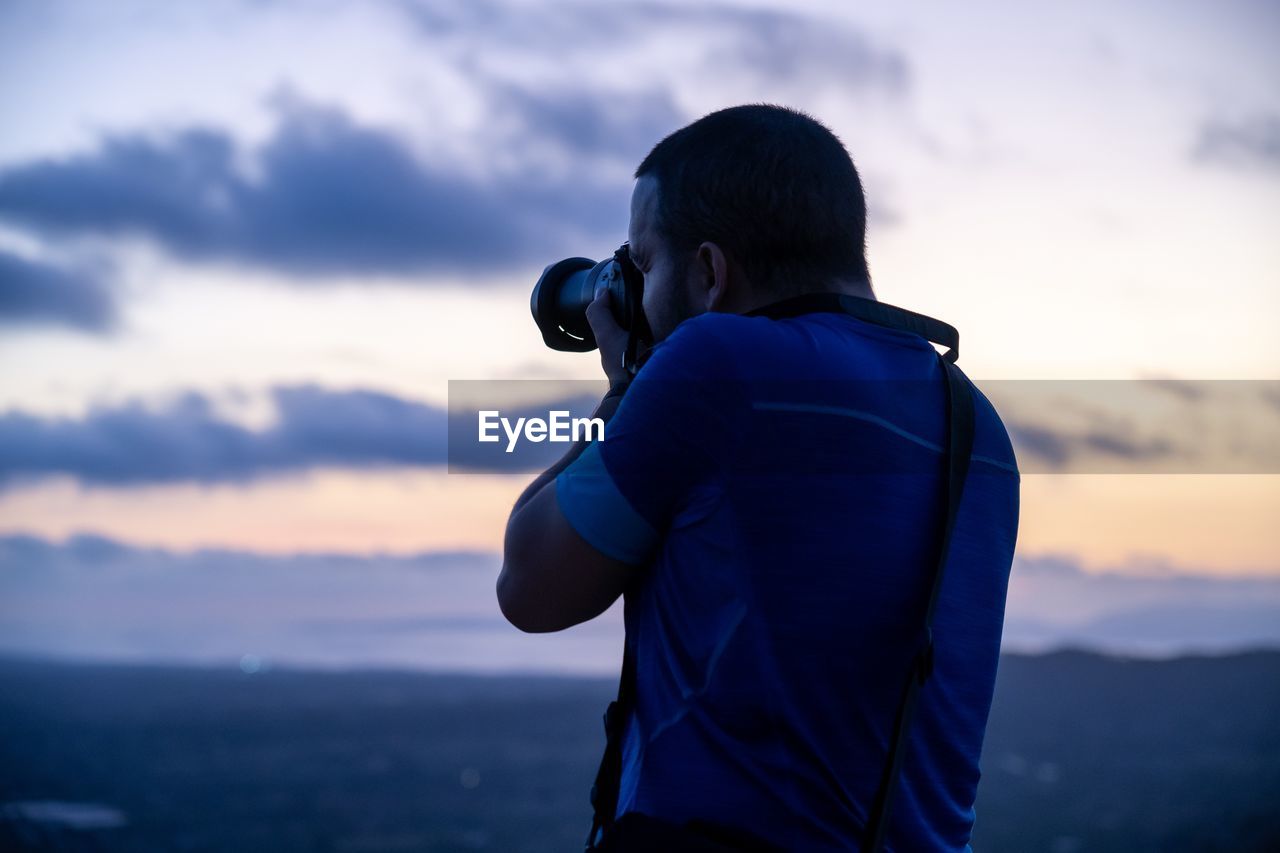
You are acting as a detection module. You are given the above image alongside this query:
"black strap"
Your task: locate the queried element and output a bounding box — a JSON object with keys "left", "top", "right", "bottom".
{"left": 586, "top": 293, "right": 974, "bottom": 851}
{"left": 860, "top": 356, "right": 974, "bottom": 853}
{"left": 587, "top": 630, "right": 637, "bottom": 848}
{"left": 745, "top": 291, "right": 960, "bottom": 364}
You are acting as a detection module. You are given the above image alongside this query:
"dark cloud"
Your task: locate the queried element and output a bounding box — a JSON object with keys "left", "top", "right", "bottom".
{"left": 1005, "top": 416, "right": 1176, "bottom": 470}
{"left": 1191, "top": 113, "right": 1280, "bottom": 170}
{"left": 6, "top": 379, "right": 1271, "bottom": 489}
{"left": 989, "top": 380, "right": 1280, "bottom": 473}
{"left": 1004, "top": 421, "right": 1071, "bottom": 468}
{"left": 0, "top": 383, "right": 603, "bottom": 489}
{"left": 0, "top": 3, "right": 911, "bottom": 282}
{"left": 0, "top": 102, "right": 629, "bottom": 278}
{"left": 0, "top": 385, "right": 448, "bottom": 488}
{"left": 1080, "top": 428, "right": 1173, "bottom": 461}
{"left": 0, "top": 249, "right": 117, "bottom": 333}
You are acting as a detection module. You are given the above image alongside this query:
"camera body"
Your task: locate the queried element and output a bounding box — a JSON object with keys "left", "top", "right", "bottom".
{"left": 531, "top": 244, "right": 652, "bottom": 370}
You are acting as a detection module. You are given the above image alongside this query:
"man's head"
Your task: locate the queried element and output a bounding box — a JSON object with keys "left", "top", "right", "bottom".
{"left": 628, "top": 104, "right": 873, "bottom": 342}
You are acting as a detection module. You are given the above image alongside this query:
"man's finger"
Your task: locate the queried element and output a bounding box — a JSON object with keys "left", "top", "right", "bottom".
{"left": 586, "top": 289, "right": 621, "bottom": 335}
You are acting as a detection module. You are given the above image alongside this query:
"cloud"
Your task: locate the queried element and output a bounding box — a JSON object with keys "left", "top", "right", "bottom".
{"left": 677, "top": 4, "right": 910, "bottom": 93}
{"left": 1191, "top": 113, "right": 1280, "bottom": 171}
{"left": 0, "top": 533, "right": 620, "bottom": 674}
{"left": 0, "top": 249, "right": 117, "bottom": 333}
{"left": 0, "top": 383, "right": 604, "bottom": 489}
{"left": 0, "top": 3, "right": 912, "bottom": 283}
{"left": 0, "top": 100, "right": 630, "bottom": 278}
{"left": 3, "top": 379, "right": 1278, "bottom": 489}
{"left": 1079, "top": 427, "right": 1174, "bottom": 461}
{"left": 1003, "top": 413, "right": 1177, "bottom": 470}
{"left": 0, "top": 385, "right": 448, "bottom": 488}
{"left": 399, "top": 0, "right": 910, "bottom": 97}
{"left": 986, "top": 380, "right": 1280, "bottom": 474}
{"left": 1003, "top": 420, "right": 1071, "bottom": 467}
{"left": 1004, "top": 553, "right": 1280, "bottom": 654}
{"left": 486, "top": 81, "right": 685, "bottom": 166}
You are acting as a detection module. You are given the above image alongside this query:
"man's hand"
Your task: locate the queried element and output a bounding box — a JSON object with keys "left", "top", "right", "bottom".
{"left": 586, "top": 285, "right": 632, "bottom": 387}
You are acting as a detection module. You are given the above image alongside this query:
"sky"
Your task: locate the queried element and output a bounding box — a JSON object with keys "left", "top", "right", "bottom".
{"left": 0, "top": 0, "right": 1277, "bottom": 671}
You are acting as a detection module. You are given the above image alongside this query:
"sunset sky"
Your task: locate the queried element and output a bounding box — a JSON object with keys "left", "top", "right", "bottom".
{"left": 1, "top": 0, "right": 1277, "bottom": 670}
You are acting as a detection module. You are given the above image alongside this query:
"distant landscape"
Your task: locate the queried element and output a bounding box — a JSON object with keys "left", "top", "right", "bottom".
{"left": 1, "top": 650, "right": 1277, "bottom": 852}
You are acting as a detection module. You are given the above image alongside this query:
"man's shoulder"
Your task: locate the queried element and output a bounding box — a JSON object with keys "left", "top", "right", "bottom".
{"left": 662, "top": 309, "right": 938, "bottom": 362}
{"left": 661, "top": 311, "right": 766, "bottom": 352}
{"left": 644, "top": 311, "right": 799, "bottom": 371}
{"left": 635, "top": 313, "right": 754, "bottom": 383}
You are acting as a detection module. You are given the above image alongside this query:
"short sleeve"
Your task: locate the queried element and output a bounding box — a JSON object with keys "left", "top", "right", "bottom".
{"left": 555, "top": 314, "right": 742, "bottom": 565}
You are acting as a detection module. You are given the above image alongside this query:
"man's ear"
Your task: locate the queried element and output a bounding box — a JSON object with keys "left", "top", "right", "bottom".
{"left": 695, "top": 241, "right": 733, "bottom": 312}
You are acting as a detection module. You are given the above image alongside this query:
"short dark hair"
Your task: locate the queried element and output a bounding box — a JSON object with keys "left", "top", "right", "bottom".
{"left": 635, "top": 104, "right": 870, "bottom": 295}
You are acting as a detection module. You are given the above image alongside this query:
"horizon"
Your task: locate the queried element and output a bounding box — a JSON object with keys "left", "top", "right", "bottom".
{"left": 4, "top": 529, "right": 1279, "bottom": 675}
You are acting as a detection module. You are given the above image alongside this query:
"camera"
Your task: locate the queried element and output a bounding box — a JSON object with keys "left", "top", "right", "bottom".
{"left": 531, "top": 243, "right": 652, "bottom": 372}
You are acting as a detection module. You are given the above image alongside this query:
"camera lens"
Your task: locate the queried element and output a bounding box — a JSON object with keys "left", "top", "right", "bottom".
{"left": 531, "top": 256, "right": 624, "bottom": 352}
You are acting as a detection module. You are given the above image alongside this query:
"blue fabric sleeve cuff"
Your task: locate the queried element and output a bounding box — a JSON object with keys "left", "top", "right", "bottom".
{"left": 556, "top": 441, "right": 659, "bottom": 566}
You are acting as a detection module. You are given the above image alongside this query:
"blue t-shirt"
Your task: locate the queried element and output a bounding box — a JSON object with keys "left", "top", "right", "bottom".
{"left": 557, "top": 307, "right": 1020, "bottom": 851}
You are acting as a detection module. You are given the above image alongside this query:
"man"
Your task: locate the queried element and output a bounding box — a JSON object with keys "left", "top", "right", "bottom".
{"left": 499, "top": 105, "right": 1020, "bottom": 851}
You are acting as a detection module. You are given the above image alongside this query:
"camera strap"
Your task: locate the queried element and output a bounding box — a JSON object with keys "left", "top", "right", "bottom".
{"left": 861, "top": 346, "right": 974, "bottom": 852}
{"left": 586, "top": 292, "right": 975, "bottom": 852}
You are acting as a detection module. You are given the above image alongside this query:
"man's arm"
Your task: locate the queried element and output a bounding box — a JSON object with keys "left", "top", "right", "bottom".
{"left": 498, "top": 286, "right": 641, "bottom": 633}
{"left": 498, "top": 390, "right": 638, "bottom": 633}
